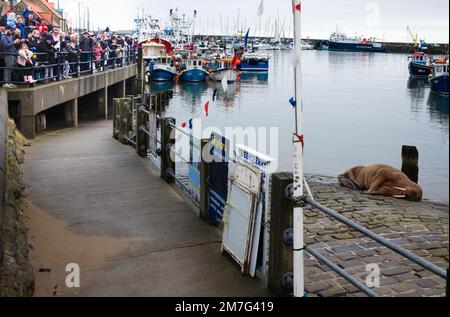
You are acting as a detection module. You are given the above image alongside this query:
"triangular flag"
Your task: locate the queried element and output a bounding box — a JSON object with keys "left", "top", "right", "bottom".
{"left": 188, "top": 119, "right": 193, "bottom": 130}
{"left": 289, "top": 97, "right": 297, "bottom": 108}
{"left": 204, "top": 101, "right": 210, "bottom": 117}
{"left": 244, "top": 28, "right": 250, "bottom": 49}
{"left": 231, "top": 54, "right": 239, "bottom": 71}
{"left": 292, "top": 1, "right": 301, "bottom": 13}
{"left": 182, "top": 122, "right": 187, "bottom": 128}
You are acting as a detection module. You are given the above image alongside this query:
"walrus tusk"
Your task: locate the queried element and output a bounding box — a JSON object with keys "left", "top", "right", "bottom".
{"left": 393, "top": 195, "right": 406, "bottom": 198}
{"left": 393, "top": 187, "right": 407, "bottom": 192}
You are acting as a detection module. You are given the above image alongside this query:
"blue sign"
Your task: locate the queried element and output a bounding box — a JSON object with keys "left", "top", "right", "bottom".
{"left": 209, "top": 133, "right": 230, "bottom": 225}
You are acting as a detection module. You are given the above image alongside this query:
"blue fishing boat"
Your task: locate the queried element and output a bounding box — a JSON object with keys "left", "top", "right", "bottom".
{"left": 429, "top": 59, "right": 449, "bottom": 96}
{"left": 142, "top": 43, "right": 177, "bottom": 82}
{"left": 408, "top": 52, "right": 434, "bottom": 77}
{"left": 239, "top": 53, "right": 270, "bottom": 72}
{"left": 149, "top": 56, "right": 177, "bottom": 82}
{"left": 179, "top": 58, "right": 209, "bottom": 82}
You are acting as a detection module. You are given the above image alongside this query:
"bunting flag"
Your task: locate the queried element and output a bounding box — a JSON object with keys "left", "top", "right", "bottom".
{"left": 204, "top": 101, "right": 210, "bottom": 117}
{"left": 182, "top": 122, "right": 187, "bottom": 128}
{"left": 289, "top": 97, "right": 297, "bottom": 108}
{"left": 189, "top": 119, "right": 193, "bottom": 130}
{"left": 213, "top": 89, "right": 218, "bottom": 102}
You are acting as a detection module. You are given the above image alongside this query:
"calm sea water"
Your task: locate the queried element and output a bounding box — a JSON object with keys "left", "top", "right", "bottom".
{"left": 155, "top": 50, "right": 449, "bottom": 203}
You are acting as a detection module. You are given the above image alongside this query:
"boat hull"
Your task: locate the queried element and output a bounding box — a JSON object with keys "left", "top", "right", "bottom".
{"left": 239, "top": 60, "right": 269, "bottom": 72}
{"left": 327, "top": 41, "right": 387, "bottom": 53}
{"left": 430, "top": 74, "right": 449, "bottom": 95}
{"left": 409, "top": 62, "right": 434, "bottom": 77}
{"left": 179, "top": 68, "right": 209, "bottom": 82}
{"left": 150, "top": 68, "right": 176, "bottom": 82}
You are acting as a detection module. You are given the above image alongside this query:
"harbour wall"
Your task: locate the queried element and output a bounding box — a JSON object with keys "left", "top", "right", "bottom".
{"left": 0, "top": 89, "right": 34, "bottom": 296}
{"left": 193, "top": 35, "right": 449, "bottom": 55}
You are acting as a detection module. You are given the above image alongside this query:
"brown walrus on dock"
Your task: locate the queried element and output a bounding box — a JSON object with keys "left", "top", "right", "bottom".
{"left": 338, "top": 164, "right": 423, "bottom": 201}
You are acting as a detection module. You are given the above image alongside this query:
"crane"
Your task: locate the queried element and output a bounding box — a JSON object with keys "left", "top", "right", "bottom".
{"left": 407, "top": 26, "right": 419, "bottom": 49}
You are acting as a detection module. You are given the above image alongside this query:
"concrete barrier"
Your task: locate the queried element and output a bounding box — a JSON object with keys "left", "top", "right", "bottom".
{"left": 7, "top": 64, "right": 137, "bottom": 139}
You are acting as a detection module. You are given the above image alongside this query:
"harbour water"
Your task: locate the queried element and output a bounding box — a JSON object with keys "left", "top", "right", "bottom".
{"left": 156, "top": 50, "right": 449, "bottom": 203}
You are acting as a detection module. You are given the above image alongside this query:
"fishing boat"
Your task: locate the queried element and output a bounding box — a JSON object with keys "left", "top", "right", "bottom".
{"left": 409, "top": 52, "right": 434, "bottom": 77}
{"left": 148, "top": 55, "right": 177, "bottom": 82}
{"left": 206, "top": 57, "right": 233, "bottom": 82}
{"left": 301, "top": 41, "right": 314, "bottom": 50}
{"left": 239, "top": 52, "right": 270, "bottom": 72}
{"left": 324, "top": 29, "right": 387, "bottom": 53}
{"left": 429, "top": 58, "right": 449, "bottom": 96}
{"left": 142, "top": 43, "right": 175, "bottom": 82}
{"left": 179, "top": 57, "right": 210, "bottom": 82}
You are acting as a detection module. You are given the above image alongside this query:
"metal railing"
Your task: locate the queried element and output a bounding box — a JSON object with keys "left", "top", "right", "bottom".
{"left": 0, "top": 48, "right": 137, "bottom": 86}
{"left": 290, "top": 188, "right": 448, "bottom": 297}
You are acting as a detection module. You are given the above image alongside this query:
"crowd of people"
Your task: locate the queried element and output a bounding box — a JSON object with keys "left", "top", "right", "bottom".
{"left": 0, "top": 6, "right": 137, "bottom": 88}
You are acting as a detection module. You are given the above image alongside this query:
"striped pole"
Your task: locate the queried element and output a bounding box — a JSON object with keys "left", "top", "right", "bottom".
{"left": 292, "top": 0, "right": 305, "bottom": 298}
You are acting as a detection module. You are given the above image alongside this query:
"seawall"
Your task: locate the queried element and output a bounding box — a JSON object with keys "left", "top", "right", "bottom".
{"left": 0, "top": 89, "right": 34, "bottom": 297}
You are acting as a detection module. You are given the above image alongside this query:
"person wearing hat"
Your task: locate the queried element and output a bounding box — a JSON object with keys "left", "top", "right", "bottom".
{"left": 1, "top": 26, "right": 20, "bottom": 88}
{"left": 79, "top": 31, "right": 94, "bottom": 73}
{"left": 37, "top": 34, "right": 56, "bottom": 82}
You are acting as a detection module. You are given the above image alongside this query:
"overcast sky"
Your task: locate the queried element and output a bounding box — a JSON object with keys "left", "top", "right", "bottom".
{"left": 58, "top": 0, "right": 449, "bottom": 43}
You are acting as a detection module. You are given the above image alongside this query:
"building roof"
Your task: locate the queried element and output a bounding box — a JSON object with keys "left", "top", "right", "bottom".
{"left": 15, "top": 0, "right": 63, "bottom": 20}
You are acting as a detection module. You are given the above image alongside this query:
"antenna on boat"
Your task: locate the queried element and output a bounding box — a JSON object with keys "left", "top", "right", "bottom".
{"left": 291, "top": 0, "right": 305, "bottom": 298}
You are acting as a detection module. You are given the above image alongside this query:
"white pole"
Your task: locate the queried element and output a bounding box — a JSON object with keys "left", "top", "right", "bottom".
{"left": 292, "top": 0, "right": 304, "bottom": 298}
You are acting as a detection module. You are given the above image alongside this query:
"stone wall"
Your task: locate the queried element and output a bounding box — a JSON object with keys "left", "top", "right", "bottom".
{"left": 0, "top": 89, "right": 34, "bottom": 297}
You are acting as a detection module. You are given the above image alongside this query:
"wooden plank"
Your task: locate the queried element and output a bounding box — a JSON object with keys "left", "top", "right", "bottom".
{"left": 200, "top": 139, "right": 211, "bottom": 222}
{"left": 160, "top": 117, "right": 175, "bottom": 183}
{"left": 268, "top": 172, "right": 294, "bottom": 297}
{"left": 401, "top": 145, "right": 419, "bottom": 183}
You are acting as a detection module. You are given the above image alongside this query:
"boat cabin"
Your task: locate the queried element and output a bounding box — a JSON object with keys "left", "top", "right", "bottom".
{"left": 411, "top": 52, "right": 430, "bottom": 66}
{"left": 142, "top": 43, "right": 166, "bottom": 60}
{"left": 433, "top": 62, "right": 449, "bottom": 76}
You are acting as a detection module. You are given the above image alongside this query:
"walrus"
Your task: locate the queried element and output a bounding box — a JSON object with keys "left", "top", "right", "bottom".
{"left": 338, "top": 164, "right": 423, "bottom": 201}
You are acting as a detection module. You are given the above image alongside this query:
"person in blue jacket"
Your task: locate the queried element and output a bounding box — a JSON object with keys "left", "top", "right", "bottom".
{"left": 16, "top": 16, "right": 27, "bottom": 38}
{"left": 1, "top": 26, "right": 21, "bottom": 88}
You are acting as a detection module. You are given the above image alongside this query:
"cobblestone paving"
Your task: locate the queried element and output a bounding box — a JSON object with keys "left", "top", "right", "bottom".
{"left": 303, "top": 176, "right": 449, "bottom": 298}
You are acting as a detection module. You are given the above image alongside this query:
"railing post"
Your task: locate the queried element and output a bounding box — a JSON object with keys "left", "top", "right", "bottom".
{"left": 57, "top": 52, "right": 61, "bottom": 81}
{"left": 120, "top": 98, "right": 132, "bottom": 145}
{"left": 268, "top": 172, "right": 294, "bottom": 297}
{"left": 401, "top": 145, "right": 419, "bottom": 183}
{"left": 200, "top": 138, "right": 211, "bottom": 222}
{"left": 136, "top": 104, "right": 149, "bottom": 158}
{"left": 161, "top": 117, "right": 176, "bottom": 183}
{"left": 76, "top": 53, "right": 80, "bottom": 78}
{"left": 113, "top": 98, "right": 120, "bottom": 140}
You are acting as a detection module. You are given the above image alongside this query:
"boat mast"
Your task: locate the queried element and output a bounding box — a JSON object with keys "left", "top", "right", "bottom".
{"left": 292, "top": 0, "right": 305, "bottom": 298}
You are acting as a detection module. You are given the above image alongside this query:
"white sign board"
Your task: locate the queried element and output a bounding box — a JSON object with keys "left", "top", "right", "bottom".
{"left": 236, "top": 145, "right": 275, "bottom": 280}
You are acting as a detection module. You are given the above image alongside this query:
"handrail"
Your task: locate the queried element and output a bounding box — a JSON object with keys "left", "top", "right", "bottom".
{"left": 304, "top": 246, "right": 379, "bottom": 297}
{"left": 286, "top": 191, "right": 449, "bottom": 297}
{"left": 303, "top": 197, "right": 447, "bottom": 279}
{"left": 1, "top": 48, "right": 138, "bottom": 86}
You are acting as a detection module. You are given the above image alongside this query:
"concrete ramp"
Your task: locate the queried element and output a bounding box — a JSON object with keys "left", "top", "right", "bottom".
{"left": 23, "top": 120, "right": 269, "bottom": 297}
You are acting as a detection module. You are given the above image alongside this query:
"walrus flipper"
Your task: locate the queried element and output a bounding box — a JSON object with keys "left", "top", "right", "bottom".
{"left": 363, "top": 190, "right": 382, "bottom": 196}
